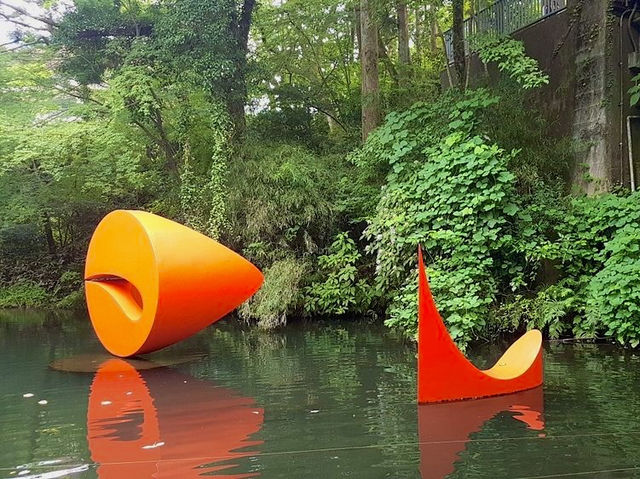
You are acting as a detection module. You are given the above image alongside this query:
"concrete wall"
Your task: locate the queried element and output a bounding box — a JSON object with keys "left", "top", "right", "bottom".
{"left": 569, "top": 0, "right": 613, "bottom": 193}
{"left": 446, "top": 0, "right": 640, "bottom": 193}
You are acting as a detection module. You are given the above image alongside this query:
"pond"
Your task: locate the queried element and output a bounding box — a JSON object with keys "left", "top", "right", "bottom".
{"left": 1, "top": 310, "right": 640, "bottom": 478}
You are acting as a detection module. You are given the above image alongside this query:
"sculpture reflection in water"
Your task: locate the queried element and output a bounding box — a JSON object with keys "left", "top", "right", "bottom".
{"left": 87, "top": 359, "right": 264, "bottom": 478}
{"left": 418, "top": 387, "right": 544, "bottom": 479}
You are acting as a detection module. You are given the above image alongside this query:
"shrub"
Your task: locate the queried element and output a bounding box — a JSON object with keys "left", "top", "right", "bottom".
{"left": 227, "top": 142, "right": 343, "bottom": 265}
{"left": 239, "top": 257, "right": 308, "bottom": 329}
{"left": 494, "top": 284, "right": 575, "bottom": 340}
{"left": 304, "top": 233, "right": 377, "bottom": 316}
{"left": 514, "top": 192, "right": 640, "bottom": 345}
{"left": 361, "top": 95, "right": 522, "bottom": 347}
{"left": 585, "top": 226, "right": 640, "bottom": 347}
{"left": 0, "top": 281, "right": 50, "bottom": 308}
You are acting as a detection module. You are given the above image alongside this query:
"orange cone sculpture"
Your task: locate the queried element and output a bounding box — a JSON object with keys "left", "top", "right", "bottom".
{"left": 85, "top": 210, "right": 264, "bottom": 357}
{"left": 417, "top": 247, "right": 543, "bottom": 403}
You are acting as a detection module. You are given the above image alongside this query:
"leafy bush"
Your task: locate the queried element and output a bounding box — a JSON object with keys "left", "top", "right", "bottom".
{"left": 0, "top": 281, "right": 50, "bottom": 308}
{"left": 227, "top": 142, "right": 345, "bottom": 264}
{"left": 56, "top": 290, "right": 85, "bottom": 310}
{"left": 239, "top": 257, "right": 308, "bottom": 329}
{"left": 304, "top": 233, "right": 376, "bottom": 316}
{"left": 585, "top": 226, "right": 640, "bottom": 347}
{"left": 514, "top": 192, "right": 640, "bottom": 345}
{"left": 473, "top": 35, "right": 549, "bottom": 89}
{"left": 358, "top": 89, "right": 523, "bottom": 348}
{"left": 53, "top": 271, "right": 85, "bottom": 310}
{"left": 494, "top": 284, "right": 575, "bottom": 340}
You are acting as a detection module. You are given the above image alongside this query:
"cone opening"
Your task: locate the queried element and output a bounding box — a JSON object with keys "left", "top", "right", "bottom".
{"left": 85, "top": 275, "right": 144, "bottom": 321}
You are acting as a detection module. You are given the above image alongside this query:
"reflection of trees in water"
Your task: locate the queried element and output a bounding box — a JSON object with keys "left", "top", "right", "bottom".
{"left": 0, "top": 311, "right": 94, "bottom": 471}
{"left": 196, "top": 322, "right": 416, "bottom": 403}
{"left": 0, "top": 308, "right": 79, "bottom": 331}
{"left": 8, "top": 316, "right": 640, "bottom": 478}
{"left": 449, "top": 342, "right": 640, "bottom": 478}
{"left": 182, "top": 322, "right": 420, "bottom": 475}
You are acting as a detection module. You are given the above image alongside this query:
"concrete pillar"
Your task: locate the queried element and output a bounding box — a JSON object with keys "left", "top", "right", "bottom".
{"left": 571, "top": 0, "right": 615, "bottom": 193}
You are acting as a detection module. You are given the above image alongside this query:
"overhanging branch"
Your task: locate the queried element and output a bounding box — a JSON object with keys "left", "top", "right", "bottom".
{"left": 0, "top": 0, "right": 59, "bottom": 28}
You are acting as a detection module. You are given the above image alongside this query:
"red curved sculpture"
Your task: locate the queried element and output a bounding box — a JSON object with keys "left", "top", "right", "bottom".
{"left": 417, "top": 247, "right": 543, "bottom": 403}
{"left": 84, "top": 210, "right": 264, "bottom": 357}
{"left": 87, "top": 359, "right": 263, "bottom": 478}
{"left": 418, "top": 386, "right": 544, "bottom": 478}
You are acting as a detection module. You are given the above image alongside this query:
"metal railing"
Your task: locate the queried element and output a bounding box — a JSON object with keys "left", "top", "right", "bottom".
{"left": 443, "top": 0, "right": 567, "bottom": 63}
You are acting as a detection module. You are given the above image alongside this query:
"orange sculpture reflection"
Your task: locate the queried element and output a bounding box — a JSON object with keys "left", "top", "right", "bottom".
{"left": 418, "top": 386, "right": 544, "bottom": 479}
{"left": 87, "top": 359, "right": 264, "bottom": 478}
{"left": 84, "top": 210, "right": 264, "bottom": 357}
{"left": 417, "top": 247, "right": 544, "bottom": 403}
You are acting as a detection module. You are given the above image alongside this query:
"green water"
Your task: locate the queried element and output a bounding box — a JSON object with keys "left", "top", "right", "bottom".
{"left": 1, "top": 310, "right": 640, "bottom": 478}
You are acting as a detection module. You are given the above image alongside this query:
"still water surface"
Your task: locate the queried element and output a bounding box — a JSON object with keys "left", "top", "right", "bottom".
{"left": 1, "top": 310, "right": 640, "bottom": 478}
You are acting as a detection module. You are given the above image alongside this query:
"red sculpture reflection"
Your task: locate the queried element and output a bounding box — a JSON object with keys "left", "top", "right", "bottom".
{"left": 87, "top": 359, "right": 263, "bottom": 478}
{"left": 418, "top": 387, "right": 544, "bottom": 479}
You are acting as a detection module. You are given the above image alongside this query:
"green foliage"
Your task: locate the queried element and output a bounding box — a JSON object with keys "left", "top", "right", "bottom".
{"left": 154, "top": 0, "right": 240, "bottom": 98}
{"left": 495, "top": 285, "right": 575, "bottom": 340}
{"left": 179, "top": 110, "right": 230, "bottom": 240}
{"left": 385, "top": 280, "right": 418, "bottom": 337}
{"left": 0, "top": 281, "right": 50, "bottom": 308}
{"left": 227, "top": 143, "right": 344, "bottom": 264}
{"left": 510, "top": 192, "right": 640, "bottom": 346}
{"left": 477, "top": 81, "right": 572, "bottom": 192}
{"left": 351, "top": 88, "right": 500, "bottom": 172}
{"left": 304, "top": 233, "right": 376, "bottom": 316}
{"left": 358, "top": 87, "right": 523, "bottom": 348}
{"left": 205, "top": 143, "right": 228, "bottom": 240}
{"left": 52, "top": 272, "right": 85, "bottom": 310}
{"left": 239, "top": 257, "right": 308, "bottom": 329}
{"left": 227, "top": 142, "right": 363, "bottom": 326}
{"left": 585, "top": 226, "right": 640, "bottom": 347}
{"left": 474, "top": 35, "right": 549, "bottom": 89}
{"left": 252, "top": 0, "right": 361, "bottom": 128}
{"left": 4, "top": 0, "right": 640, "bottom": 352}
{"left": 55, "top": 290, "right": 86, "bottom": 310}
{"left": 630, "top": 73, "right": 640, "bottom": 107}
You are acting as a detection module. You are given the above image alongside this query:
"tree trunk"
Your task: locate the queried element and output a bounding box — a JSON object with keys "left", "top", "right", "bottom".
{"left": 227, "top": 80, "right": 247, "bottom": 137}
{"left": 464, "top": 1, "right": 476, "bottom": 91}
{"left": 414, "top": 6, "right": 421, "bottom": 60}
{"left": 436, "top": 22, "right": 454, "bottom": 89}
{"left": 42, "top": 211, "right": 56, "bottom": 255}
{"left": 354, "top": 5, "right": 362, "bottom": 56}
{"left": 452, "top": 0, "right": 466, "bottom": 88}
{"left": 397, "top": 1, "right": 410, "bottom": 65}
{"left": 429, "top": 13, "right": 437, "bottom": 53}
{"left": 228, "top": 0, "right": 256, "bottom": 138}
{"left": 378, "top": 35, "right": 398, "bottom": 85}
{"left": 360, "top": 0, "right": 380, "bottom": 141}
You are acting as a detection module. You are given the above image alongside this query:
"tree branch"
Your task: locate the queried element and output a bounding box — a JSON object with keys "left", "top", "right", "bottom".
{"left": 0, "top": 11, "right": 50, "bottom": 31}
{"left": 0, "top": 0, "right": 58, "bottom": 27}
{"left": 1, "top": 38, "right": 48, "bottom": 52}
{"left": 0, "top": 38, "right": 18, "bottom": 47}
{"left": 309, "top": 103, "right": 348, "bottom": 132}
